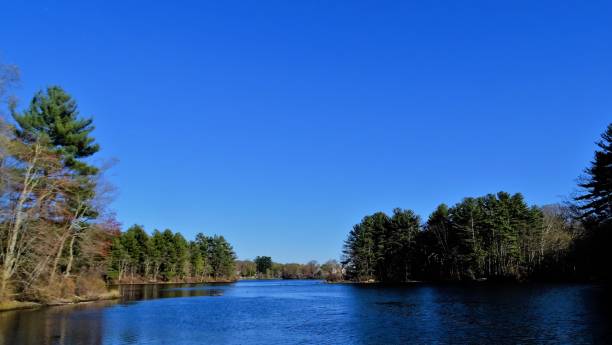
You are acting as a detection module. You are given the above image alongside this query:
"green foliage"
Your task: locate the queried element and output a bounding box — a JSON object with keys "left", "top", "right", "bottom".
{"left": 208, "top": 235, "right": 236, "bottom": 278}
{"left": 12, "top": 86, "right": 99, "bottom": 175}
{"left": 572, "top": 123, "right": 612, "bottom": 281}
{"left": 0, "top": 83, "right": 110, "bottom": 300}
{"left": 240, "top": 258, "right": 321, "bottom": 279}
{"left": 254, "top": 256, "right": 272, "bottom": 275}
{"left": 576, "top": 123, "right": 612, "bottom": 224}
{"left": 343, "top": 192, "right": 549, "bottom": 282}
{"left": 108, "top": 227, "right": 236, "bottom": 282}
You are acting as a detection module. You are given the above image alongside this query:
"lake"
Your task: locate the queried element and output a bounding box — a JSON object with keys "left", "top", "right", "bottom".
{"left": 0, "top": 280, "right": 609, "bottom": 344}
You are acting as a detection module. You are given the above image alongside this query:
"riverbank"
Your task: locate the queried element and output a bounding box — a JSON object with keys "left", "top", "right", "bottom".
{"left": 0, "top": 290, "right": 120, "bottom": 312}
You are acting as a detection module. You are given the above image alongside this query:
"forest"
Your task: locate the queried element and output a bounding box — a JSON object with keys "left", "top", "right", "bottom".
{"left": 108, "top": 226, "right": 236, "bottom": 283}
{"left": 342, "top": 124, "right": 611, "bottom": 283}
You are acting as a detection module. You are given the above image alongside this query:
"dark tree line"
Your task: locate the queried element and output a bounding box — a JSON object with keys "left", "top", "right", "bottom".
{"left": 343, "top": 124, "right": 611, "bottom": 283}
{"left": 108, "top": 225, "right": 236, "bottom": 282}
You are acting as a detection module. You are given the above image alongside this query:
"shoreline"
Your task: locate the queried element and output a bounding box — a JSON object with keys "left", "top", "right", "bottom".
{"left": 0, "top": 290, "right": 121, "bottom": 313}
{"left": 3, "top": 278, "right": 605, "bottom": 312}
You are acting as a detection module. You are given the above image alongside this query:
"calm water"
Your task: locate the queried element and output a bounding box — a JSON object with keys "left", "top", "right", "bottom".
{"left": 0, "top": 280, "right": 610, "bottom": 345}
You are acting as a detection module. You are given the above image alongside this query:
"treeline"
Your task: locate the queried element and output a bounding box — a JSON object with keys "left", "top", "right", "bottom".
{"left": 109, "top": 225, "right": 236, "bottom": 283}
{"left": 343, "top": 194, "right": 574, "bottom": 282}
{"left": 236, "top": 256, "right": 343, "bottom": 281}
{"left": 343, "top": 124, "right": 611, "bottom": 283}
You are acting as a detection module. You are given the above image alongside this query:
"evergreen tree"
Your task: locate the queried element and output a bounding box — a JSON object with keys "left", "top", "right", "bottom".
{"left": 423, "top": 204, "right": 460, "bottom": 279}
{"left": 189, "top": 243, "right": 205, "bottom": 279}
{"left": 573, "top": 123, "right": 612, "bottom": 281}
{"left": 108, "top": 228, "right": 237, "bottom": 282}
{"left": 173, "top": 233, "right": 189, "bottom": 279}
{"left": 12, "top": 86, "right": 99, "bottom": 175}
{"left": 576, "top": 123, "right": 612, "bottom": 224}
{"left": 254, "top": 256, "right": 272, "bottom": 275}
{"left": 10, "top": 86, "right": 102, "bottom": 281}
{"left": 149, "top": 230, "right": 165, "bottom": 281}
{"left": 342, "top": 192, "right": 550, "bottom": 282}
{"left": 194, "top": 233, "right": 211, "bottom": 277}
{"left": 342, "top": 220, "right": 375, "bottom": 281}
{"left": 384, "top": 209, "right": 420, "bottom": 282}
{"left": 208, "top": 236, "right": 236, "bottom": 278}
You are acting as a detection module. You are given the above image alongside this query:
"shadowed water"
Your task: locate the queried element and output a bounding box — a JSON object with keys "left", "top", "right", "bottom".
{"left": 0, "top": 280, "right": 609, "bottom": 344}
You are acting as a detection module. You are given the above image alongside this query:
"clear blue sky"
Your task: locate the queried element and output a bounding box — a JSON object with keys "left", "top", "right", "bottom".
{"left": 1, "top": 1, "right": 610, "bottom": 263}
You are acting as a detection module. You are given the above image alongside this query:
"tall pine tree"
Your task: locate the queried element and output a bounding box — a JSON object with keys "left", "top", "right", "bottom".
{"left": 12, "top": 86, "right": 99, "bottom": 175}
{"left": 576, "top": 123, "right": 612, "bottom": 224}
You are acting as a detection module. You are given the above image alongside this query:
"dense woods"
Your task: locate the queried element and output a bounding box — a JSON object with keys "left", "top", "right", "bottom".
{"left": 108, "top": 226, "right": 236, "bottom": 283}
{"left": 342, "top": 124, "right": 611, "bottom": 283}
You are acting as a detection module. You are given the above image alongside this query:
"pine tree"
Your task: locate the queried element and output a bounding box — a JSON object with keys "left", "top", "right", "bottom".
{"left": 11, "top": 86, "right": 102, "bottom": 281}
{"left": 424, "top": 204, "right": 458, "bottom": 279}
{"left": 576, "top": 124, "right": 612, "bottom": 224}
{"left": 385, "top": 208, "right": 420, "bottom": 282}
{"left": 12, "top": 86, "right": 99, "bottom": 175}
{"left": 254, "top": 256, "right": 272, "bottom": 275}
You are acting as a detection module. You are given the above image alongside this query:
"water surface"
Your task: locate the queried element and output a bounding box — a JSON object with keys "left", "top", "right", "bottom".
{"left": 0, "top": 280, "right": 609, "bottom": 344}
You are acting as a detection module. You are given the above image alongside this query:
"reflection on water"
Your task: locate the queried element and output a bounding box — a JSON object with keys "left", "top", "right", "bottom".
{"left": 0, "top": 281, "right": 610, "bottom": 345}
{"left": 0, "top": 283, "right": 225, "bottom": 345}
{"left": 117, "top": 283, "right": 224, "bottom": 302}
{"left": 0, "top": 300, "right": 116, "bottom": 345}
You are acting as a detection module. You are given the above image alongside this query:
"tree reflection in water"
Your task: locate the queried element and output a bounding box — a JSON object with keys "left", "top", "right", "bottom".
{"left": 0, "top": 283, "right": 225, "bottom": 345}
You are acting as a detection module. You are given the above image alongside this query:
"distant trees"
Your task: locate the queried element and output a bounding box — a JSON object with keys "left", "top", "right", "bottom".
{"left": 238, "top": 257, "right": 328, "bottom": 280}
{"left": 535, "top": 205, "right": 579, "bottom": 278}
{"left": 208, "top": 235, "right": 236, "bottom": 279}
{"left": 422, "top": 192, "right": 547, "bottom": 281}
{"left": 235, "top": 260, "right": 256, "bottom": 277}
{"left": 254, "top": 256, "right": 272, "bottom": 275}
{"left": 342, "top": 192, "right": 572, "bottom": 282}
{"left": 343, "top": 209, "right": 420, "bottom": 282}
{"left": 108, "top": 227, "right": 236, "bottom": 282}
{"left": 320, "top": 260, "right": 343, "bottom": 281}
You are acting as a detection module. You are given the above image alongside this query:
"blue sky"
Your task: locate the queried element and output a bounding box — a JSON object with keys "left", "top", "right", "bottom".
{"left": 1, "top": 1, "right": 610, "bottom": 262}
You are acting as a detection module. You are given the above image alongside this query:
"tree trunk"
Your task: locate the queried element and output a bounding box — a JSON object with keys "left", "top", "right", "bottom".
{"left": 64, "top": 235, "right": 76, "bottom": 277}
{"left": 50, "top": 234, "right": 69, "bottom": 281}
{"left": 0, "top": 148, "right": 39, "bottom": 297}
